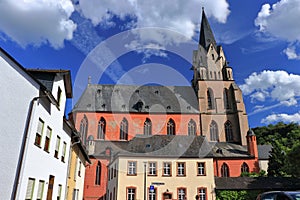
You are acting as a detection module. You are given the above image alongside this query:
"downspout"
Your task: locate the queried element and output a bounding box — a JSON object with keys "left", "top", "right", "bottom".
{"left": 12, "top": 94, "right": 54, "bottom": 200}
{"left": 11, "top": 96, "right": 40, "bottom": 200}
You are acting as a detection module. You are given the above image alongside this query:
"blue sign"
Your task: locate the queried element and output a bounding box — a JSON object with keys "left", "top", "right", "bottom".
{"left": 149, "top": 185, "right": 154, "bottom": 192}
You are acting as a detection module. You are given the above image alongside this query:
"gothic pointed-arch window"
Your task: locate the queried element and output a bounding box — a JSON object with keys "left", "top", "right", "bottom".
{"left": 97, "top": 117, "right": 106, "bottom": 140}
{"left": 241, "top": 162, "right": 249, "bottom": 173}
{"left": 207, "top": 88, "right": 214, "bottom": 109}
{"left": 224, "top": 121, "right": 233, "bottom": 142}
{"left": 80, "top": 115, "right": 88, "bottom": 145}
{"left": 144, "top": 118, "right": 152, "bottom": 135}
{"left": 95, "top": 161, "right": 101, "bottom": 185}
{"left": 210, "top": 121, "right": 219, "bottom": 141}
{"left": 188, "top": 119, "right": 196, "bottom": 136}
{"left": 167, "top": 119, "right": 175, "bottom": 135}
{"left": 221, "top": 163, "right": 229, "bottom": 177}
{"left": 120, "top": 118, "right": 128, "bottom": 140}
{"left": 223, "top": 88, "right": 231, "bottom": 109}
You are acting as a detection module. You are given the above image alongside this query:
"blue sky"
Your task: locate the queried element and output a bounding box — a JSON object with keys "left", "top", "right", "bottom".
{"left": 1, "top": 0, "right": 300, "bottom": 128}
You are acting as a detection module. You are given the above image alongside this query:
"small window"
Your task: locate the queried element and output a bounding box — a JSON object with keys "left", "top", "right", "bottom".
{"left": 207, "top": 88, "right": 214, "bottom": 109}
{"left": 221, "top": 163, "right": 230, "bottom": 177}
{"left": 57, "top": 87, "right": 62, "bottom": 106}
{"left": 120, "top": 118, "right": 128, "bottom": 140}
{"left": 127, "top": 161, "right": 137, "bottom": 175}
{"left": 198, "top": 188, "right": 207, "bottom": 200}
{"left": 98, "top": 117, "right": 106, "bottom": 140}
{"left": 210, "top": 121, "right": 219, "bottom": 142}
{"left": 61, "top": 142, "right": 67, "bottom": 162}
{"left": 225, "top": 121, "right": 233, "bottom": 142}
{"left": 177, "top": 162, "right": 185, "bottom": 176}
{"left": 212, "top": 54, "right": 215, "bottom": 60}
{"left": 25, "top": 178, "right": 35, "bottom": 200}
{"left": 167, "top": 119, "right": 175, "bottom": 135}
{"left": 241, "top": 162, "right": 249, "bottom": 173}
{"left": 54, "top": 136, "right": 61, "bottom": 159}
{"left": 80, "top": 116, "right": 88, "bottom": 145}
{"left": 35, "top": 118, "right": 44, "bottom": 147}
{"left": 197, "top": 162, "right": 206, "bottom": 176}
{"left": 178, "top": 188, "right": 186, "bottom": 200}
{"left": 78, "top": 161, "right": 82, "bottom": 177}
{"left": 127, "top": 188, "right": 136, "bottom": 200}
{"left": 57, "top": 184, "right": 62, "bottom": 200}
{"left": 44, "top": 126, "right": 52, "bottom": 152}
{"left": 163, "top": 162, "right": 172, "bottom": 176}
{"left": 188, "top": 119, "right": 196, "bottom": 136}
{"left": 95, "top": 161, "right": 101, "bottom": 185}
{"left": 149, "top": 187, "right": 157, "bottom": 200}
{"left": 144, "top": 118, "right": 152, "bottom": 135}
{"left": 154, "top": 90, "right": 159, "bottom": 95}
{"left": 148, "top": 162, "right": 157, "bottom": 176}
{"left": 36, "top": 180, "right": 45, "bottom": 200}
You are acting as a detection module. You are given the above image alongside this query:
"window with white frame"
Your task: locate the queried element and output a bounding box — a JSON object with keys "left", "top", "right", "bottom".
{"left": 163, "top": 162, "right": 171, "bottom": 176}
{"left": 61, "top": 142, "right": 67, "bottom": 162}
{"left": 44, "top": 126, "right": 51, "bottom": 152}
{"left": 35, "top": 118, "right": 44, "bottom": 147}
{"left": 148, "top": 162, "right": 157, "bottom": 176}
{"left": 25, "top": 178, "right": 35, "bottom": 200}
{"left": 36, "top": 180, "right": 45, "bottom": 200}
{"left": 54, "top": 136, "right": 60, "bottom": 158}
{"left": 178, "top": 188, "right": 186, "bottom": 200}
{"left": 149, "top": 188, "right": 157, "bottom": 200}
{"left": 198, "top": 188, "right": 207, "bottom": 200}
{"left": 177, "top": 162, "right": 185, "bottom": 176}
{"left": 127, "top": 188, "right": 136, "bottom": 200}
{"left": 127, "top": 161, "right": 136, "bottom": 175}
{"left": 197, "top": 162, "right": 206, "bottom": 176}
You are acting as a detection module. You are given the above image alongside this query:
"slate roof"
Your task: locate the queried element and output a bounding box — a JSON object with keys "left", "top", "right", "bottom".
{"left": 72, "top": 84, "right": 199, "bottom": 114}
{"left": 199, "top": 9, "right": 217, "bottom": 50}
{"left": 258, "top": 145, "right": 272, "bottom": 160}
{"left": 209, "top": 142, "right": 252, "bottom": 158}
{"left": 89, "top": 135, "right": 258, "bottom": 159}
{"left": 215, "top": 177, "right": 300, "bottom": 190}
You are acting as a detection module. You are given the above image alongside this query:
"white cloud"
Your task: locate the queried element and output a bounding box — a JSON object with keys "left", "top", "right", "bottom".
{"left": 255, "top": 0, "right": 300, "bottom": 59}
{"left": 283, "top": 45, "right": 300, "bottom": 60}
{"left": 261, "top": 112, "right": 300, "bottom": 124}
{"left": 77, "top": 0, "right": 230, "bottom": 53}
{"left": 240, "top": 70, "right": 300, "bottom": 106}
{"left": 0, "top": 0, "right": 76, "bottom": 48}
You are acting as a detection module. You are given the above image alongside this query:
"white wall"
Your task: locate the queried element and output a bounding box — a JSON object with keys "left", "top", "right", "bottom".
{"left": 17, "top": 76, "right": 72, "bottom": 200}
{"left": 0, "top": 51, "right": 40, "bottom": 199}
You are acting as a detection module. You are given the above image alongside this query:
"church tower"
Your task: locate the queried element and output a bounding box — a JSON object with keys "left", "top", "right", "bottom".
{"left": 192, "top": 8, "right": 249, "bottom": 145}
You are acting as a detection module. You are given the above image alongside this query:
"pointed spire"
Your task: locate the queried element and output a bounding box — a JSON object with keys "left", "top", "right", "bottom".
{"left": 199, "top": 8, "right": 217, "bottom": 50}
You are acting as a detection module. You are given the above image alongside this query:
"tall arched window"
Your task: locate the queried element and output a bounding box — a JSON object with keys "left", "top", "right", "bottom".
{"left": 221, "top": 163, "right": 229, "bottom": 177}
{"left": 97, "top": 117, "right": 106, "bottom": 140}
{"left": 188, "top": 119, "right": 196, "bottom": 136}
{"left": 144, "top": 118, "right": 152, "bottom": 135}
{"left": 223, "top": 88, "right": 231, "bottom": 109}
{"left": 207, "top": 88, "right": 214, "bottom": 109}
{"left": 241, "top": 162, "right": 249, "bottom": 173}
{"left": 80, "top": 115, "right": 88, "bottom": 145}
{"left": 95, "top": 161, "right": 101, "bottom": 185}
{"left": 120, "top": 118, "right": 128, "bottom": 140}
{"left": 224, "top": 121, "right": 233, "bottom": 142}
{"left": 210, "top": 121, "right": 219, "bottom": 141}
{"left": 167, "top": 119, "right": 175, "bottom": 135}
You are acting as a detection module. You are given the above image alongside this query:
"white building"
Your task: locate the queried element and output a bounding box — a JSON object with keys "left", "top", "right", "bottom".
{"left": 0, "top": 47, "right": 75, "bottom": 200}
{"left": 0, "top": 48, "right": 40, "bottom": 199}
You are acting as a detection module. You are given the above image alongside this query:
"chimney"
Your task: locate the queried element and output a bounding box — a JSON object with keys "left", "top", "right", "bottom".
{"left": 246, "top": 129, "right": 258, "bottom": 158}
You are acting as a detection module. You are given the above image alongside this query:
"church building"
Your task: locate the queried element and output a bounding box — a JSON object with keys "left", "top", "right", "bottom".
{"left": 70, "top": 9, "right": 260, "bottom": 200}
